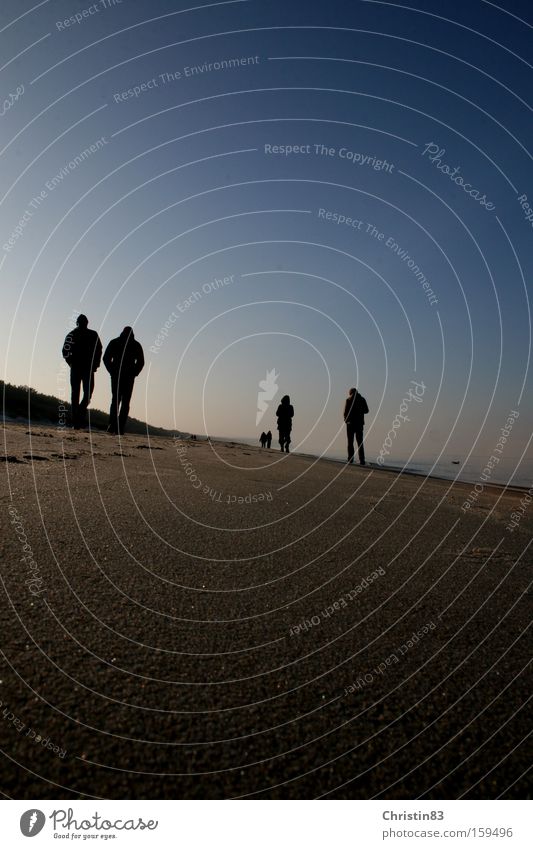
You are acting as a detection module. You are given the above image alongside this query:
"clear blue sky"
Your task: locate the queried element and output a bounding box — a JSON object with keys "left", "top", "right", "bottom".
{"left": 1, "top": 0, "right": 532, "bottom": 465}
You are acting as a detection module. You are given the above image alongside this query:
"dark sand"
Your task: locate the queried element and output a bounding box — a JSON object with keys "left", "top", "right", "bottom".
{"left": 0, "top": 424, "right": 530, "bottom": 799}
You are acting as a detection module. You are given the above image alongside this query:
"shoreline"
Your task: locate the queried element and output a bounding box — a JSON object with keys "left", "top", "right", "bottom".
{"left": 2, "top": 418, "right": 530, "bottom": 496}
{"left": 207, "top": 435, "right": 531, "bottom": 496}
{"left": 291, "top": 451, "right": 531, "bottom": 496}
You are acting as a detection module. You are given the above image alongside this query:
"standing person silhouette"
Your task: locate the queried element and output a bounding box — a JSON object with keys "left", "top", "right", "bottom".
{"left": 266, "top": 430, "right": 272, "bottom": 449}
{"left": 276, "top": 395, "right": 294, "bottom": 453}
{"left": 103, "top": 327, "right": 144, "bottom": 435}
{"left": 344, "top": 387, "right": 369, "bottom": 465}
{"left": 260, "top": 432, "right": 267, "bottom": 448}
{"left": 62, "top": 314, "right": 102, "bottom": 429}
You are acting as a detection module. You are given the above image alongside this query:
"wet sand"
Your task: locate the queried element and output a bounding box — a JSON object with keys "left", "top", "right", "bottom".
{"left": 0, "top": 423, "right": 530, "bottom": 799}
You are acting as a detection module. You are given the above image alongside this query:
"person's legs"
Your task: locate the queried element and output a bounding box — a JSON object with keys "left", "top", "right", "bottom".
{"left": 70, "top": 369, "right": 82, "bottom": 428}
{"left": 78, "top": 370, "right": 94, "bottom": 426}
{"left": 108, "top": 375, "right": 119, "bottom": 433}
{"left": 355, "top": 426, "right": 365, "bottom": 465}
{"left": 346, "top": 423, "right": 355, "bottom": 462}
{"left": 118, "top": 375, "right": 135, "bottom": 435}
{"left": 278, "top": 430, "right": 290, "bottom": 451}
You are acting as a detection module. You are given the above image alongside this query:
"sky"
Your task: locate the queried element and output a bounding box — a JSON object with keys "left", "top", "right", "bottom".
{"left": 1, "top": 0, "right": 532, "bottom": 472}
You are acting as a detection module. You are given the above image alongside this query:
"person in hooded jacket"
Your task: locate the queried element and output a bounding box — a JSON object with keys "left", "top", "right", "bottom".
{"left": 103, "top": 326, "right": 145, "bottom": 435}
{"left": 276, "top": 395, "right": 294, "bottom": 452}
{"left": 62, "top": 314, "right": 102, "bottom": 429}
{"left": 344, "top": 387, "right": 369, "bottom": 465}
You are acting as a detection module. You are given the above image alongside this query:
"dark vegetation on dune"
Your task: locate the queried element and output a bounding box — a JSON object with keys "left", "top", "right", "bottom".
{"left": 1, "top": 380, "right": 177, "bottom": 437}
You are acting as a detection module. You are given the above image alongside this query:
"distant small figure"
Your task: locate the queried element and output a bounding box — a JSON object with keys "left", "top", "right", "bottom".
{"left": 260, "top": 431, "right": 267, "bottom": 448}
{"left": 103, "top": 327, "right": 145, "bottom": 435}
{"left": 344, "top": 387, "right": 369, "bottom": 465}
{"left": 266, "top": 430, "right": 272, "bottom": 449}
{"left": 62, "top": 314, "right": 102, "bottom": 429}
{"left": 276, "top": 395, "right": 294, "bottom": 453}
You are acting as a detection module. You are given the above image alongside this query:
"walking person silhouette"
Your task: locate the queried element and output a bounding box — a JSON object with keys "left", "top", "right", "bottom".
{"left": 103, "top": 327, "right": 145, "bottom": 435}
{"left": 344, "top": 387, "right": 368, "bottom": 465}
{"left": 266, "top": 430, "right": 272, "bottom": 449}
{"left": 62, "top": 314, "right": 102, "bottom": 429}
{"left": 276, "top": 395, "right": 294, "bottom": 453}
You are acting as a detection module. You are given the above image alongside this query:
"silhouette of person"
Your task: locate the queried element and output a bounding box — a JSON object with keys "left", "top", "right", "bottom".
{"left": 103, "top": 327, "right": 144, "bottom": 435}
{"left": 344, "top": 387, "right": 369, "bottom": 465}
{"left": 266, "top": 430, "right": 272, "bottom": 449}
{"left": 62, "top": 314, "right": 102, "bottom": 429}
{"left": 276, "top": 395, "right": 294, "bottom": 452}
{"left": 260, "top": 431, "right": 267, "bottom": 448}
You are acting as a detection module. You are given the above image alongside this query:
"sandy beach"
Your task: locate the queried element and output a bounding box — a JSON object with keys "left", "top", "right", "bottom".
{"left": 0, "top": 423, "right": 530, "bottom": 799}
